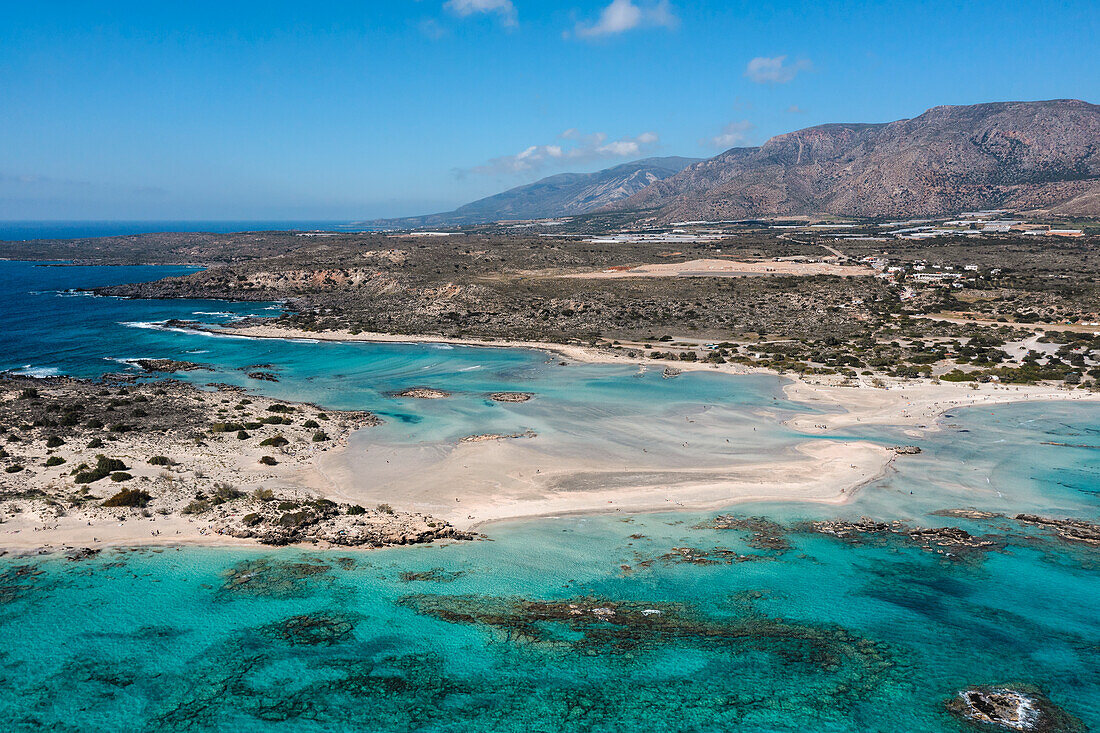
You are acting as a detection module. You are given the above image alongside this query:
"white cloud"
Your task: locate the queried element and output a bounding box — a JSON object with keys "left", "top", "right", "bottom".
{"left": 703, "top": 120, "right": 754, "bottom": 149}
{"left": 468, "top": 129, "right": 660, "bottom": 175}
{"left": 786, "top": 104, "right": 806, "bottom": 114}
{"left": 444, "top": 0, "right": 517, "bottom": 27}
{"left": 744, "top": 55, "right": 812, "bottom": 84}
{"left": 573, "top": 0, "right": 678, "bottom": 39}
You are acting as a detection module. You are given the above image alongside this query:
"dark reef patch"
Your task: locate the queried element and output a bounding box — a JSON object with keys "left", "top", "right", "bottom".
{"left": 218, "top": 557, "right": 335, "bottom": 600}
{"left": 694, "top": 515, "right": 792, "bottom": 552}
{"left": 261, "top": 611, "right": 359, "bottom": 646}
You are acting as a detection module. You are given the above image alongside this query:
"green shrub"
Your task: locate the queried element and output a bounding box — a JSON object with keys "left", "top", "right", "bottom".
{"left": 241, "top": 512, "right": 263, "bottom": 527}
{"left": 45, "top": 436, "right": 64, "bottom": 448}
{"left": 86, "top": 419, "right": 104, "bottom": 429}
{"left": 312, "top": 431, "right": 329, "bottom": 442}
{"left": 212, "top": 483, "right": 242, "bottom": 503}
{"left": 258, "top": 455, "right": 278, "bottom": 466}
{"left": 181, "top": 499, "right": 210, "bottom": 514}
{"left": 347, "top": 504, "right": 367, "bottom": 516}
{"left": 302, "top": 419, "right": 320, "bottom": 429}
{"left": 211, "top": 422, "right": 246, "bottom": 433}
{"left": 45, "top": 456, "right": 65, "bottom": 467}
{"left": 19, "top": 388, "right": 39, "bottom": 399}
{"left": 148, "top": 456, "right": 171, "bottom": 466}
{"left": 87, "top": 438, "right": 104, "bottom": 448}
{"left": 236, "top": 430, "right": 250, "bottom": 440}
{"left": 102, "top": 487, "right": 150, "bottom": 507}
{"left": 259, "top": 435, "right": 289, "bottom": 447}
{"left": 75, "top": 455, "right": 127, "bottom": 483}
{"left": 5, "top": 465, "right": 23, "bottom": 473}
{"left": 110, "top": 472, "right": 133, "bottom": 482}
{"left": 266, "top": 404, "right": 294, "bottom": 414}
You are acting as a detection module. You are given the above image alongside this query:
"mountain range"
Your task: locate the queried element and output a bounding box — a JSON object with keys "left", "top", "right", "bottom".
{"left": 606, "top": 99, "right": 1100, "bottom": 220}
{"left": 375, "top": 100, "right": 1099, "bottom": 228}
{"left": 370, "top": 157, "right": 699, "bottom": 228}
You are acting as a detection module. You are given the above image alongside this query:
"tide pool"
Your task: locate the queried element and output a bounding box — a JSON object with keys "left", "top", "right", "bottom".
{"left": 0, "top": 260, "right": 1097, "bottom": 731}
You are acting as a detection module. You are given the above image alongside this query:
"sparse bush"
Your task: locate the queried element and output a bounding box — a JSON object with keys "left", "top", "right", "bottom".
{"left": 102, "top": 487, "right": 150, "bottom": 507}
{"left": 212, "top": 483, "right": 242, "bottom": 502}
{"left": 376, "top": 503, "right": 394, "bottom": 515}
{"left": 75, "top": 455, "right": 127, "bottom": 483}
{"left": 251, "top": 487, "right": 275, "bottom": 501}
{"left": 19, "top": 388, "right": 39, "bottom": 400}
{"left": 181, "top": 499, "right": 210, "bottom": 514}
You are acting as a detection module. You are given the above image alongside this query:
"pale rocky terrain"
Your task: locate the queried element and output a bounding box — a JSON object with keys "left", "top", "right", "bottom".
{"left": 0, "top": 375, "right": 470, "bottom": 551}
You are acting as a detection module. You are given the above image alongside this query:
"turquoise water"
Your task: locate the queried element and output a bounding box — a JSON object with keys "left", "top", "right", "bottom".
{"left": 0, "top": 261, "right": 1097, "bottom": 731}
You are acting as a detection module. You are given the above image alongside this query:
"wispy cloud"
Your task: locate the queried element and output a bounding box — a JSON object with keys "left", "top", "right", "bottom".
{"left": 571, "top": 0, "right": 678, "bottom": 39}
{"left": 444, "top": 0, "right": 518, "bottom": 27}
{"left": 744, "top": 55, "right": 812, "bottom": 84}
{"left": 786, "top": 104, "right": 806, "bottom": 114}
{"left": 465, "top": 129, "right": 660, "bottom": 176}
{"left": 702, "top": 120, "right": 754, "bottom": 149}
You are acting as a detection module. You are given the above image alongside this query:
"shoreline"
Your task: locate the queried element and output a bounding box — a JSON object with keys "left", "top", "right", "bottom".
{"left": 4, "top": 321, "right": 1096, "bottom": 554}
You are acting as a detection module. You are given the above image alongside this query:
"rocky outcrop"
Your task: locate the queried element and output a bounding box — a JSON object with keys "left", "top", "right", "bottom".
{"left": 131, "top": 359, "right": 210, "bottom": 373}
{"left": 393, "top": 387, "right": 451, "bottom": 399}
{"left": 1014, "top": 515, "right": 1100, "bottom": 546}
{"left": 213, "top": 501, "right": 473, "bottom": 548}
{"left": 946, "top": 686, "right": 1086, "bottom": 732}
{"left": 488, "top": 392, "right": 534, "bottom": 403}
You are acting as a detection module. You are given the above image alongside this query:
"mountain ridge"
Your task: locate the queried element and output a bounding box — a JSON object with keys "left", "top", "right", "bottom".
{"left": 605, "top": 100, "right": 1100, "bottom": 220}
{"left": 370, "top": 156, "right": 700, "bottom": 228}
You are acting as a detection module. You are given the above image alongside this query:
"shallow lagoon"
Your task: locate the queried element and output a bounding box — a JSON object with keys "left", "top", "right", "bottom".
{"left": 0, "top": 261, "right": 1097, "bottom": 731}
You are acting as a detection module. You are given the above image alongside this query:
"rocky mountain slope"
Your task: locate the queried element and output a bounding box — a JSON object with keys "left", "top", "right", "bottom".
{"left": 371, "top": 156, "right": 699, "bottom": 228}
{"left": 606, "top": 100, "right": 1100, "bottom": 220}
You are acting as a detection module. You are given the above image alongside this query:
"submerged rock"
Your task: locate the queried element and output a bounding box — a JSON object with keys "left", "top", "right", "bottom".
{"left": 262, "top": 611, "right": 358, "bottom": 646}
{"left": 695, "top": 515, "right": 791, "bottom": 552}
{"left": 460, "top": 430, "right": 537, "bottom": 443}
{"left": 890, "top": 445, "right": 922, "bottom": 454}
{"left": 399, "top": 568, "right": 466, "bottom": 583}
{"left": 946, "top": 686, "right": 1086, "bottom": 732}
{"left": 246, "top": 371, "right": 279, "bottom": 382}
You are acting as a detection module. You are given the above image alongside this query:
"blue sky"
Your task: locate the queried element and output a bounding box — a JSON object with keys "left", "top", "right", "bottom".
{"left": 2, "top": 0, "right": 1097, "bottom": 220}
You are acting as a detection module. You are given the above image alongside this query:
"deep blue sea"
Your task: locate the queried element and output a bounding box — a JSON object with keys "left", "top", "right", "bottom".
{"left": 0, "top": 220, "right": 374, "bottom": 241}
{"left": 0, "top": 261, "right": 1097, "bottom": 732}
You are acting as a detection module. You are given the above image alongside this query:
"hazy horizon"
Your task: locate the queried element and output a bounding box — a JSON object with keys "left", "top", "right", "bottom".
{"left": 3, "top": 0, "right": 1098, "bottom": 220}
